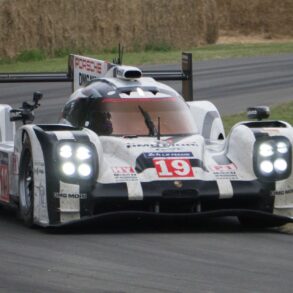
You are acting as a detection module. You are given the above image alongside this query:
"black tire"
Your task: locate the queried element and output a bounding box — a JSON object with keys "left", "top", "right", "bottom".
{"left": 19, "top": 134, "right": 34, "bottom": 227}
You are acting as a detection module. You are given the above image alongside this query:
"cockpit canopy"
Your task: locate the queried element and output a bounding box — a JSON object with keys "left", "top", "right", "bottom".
{"left": 62, "top": 81, "right": 197, "bottom": 136}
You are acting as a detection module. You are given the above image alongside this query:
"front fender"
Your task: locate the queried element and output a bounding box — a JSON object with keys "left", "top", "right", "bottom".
{"left": 228, "top": 121, "right": 293, "bottom": 219}
{"left": 14, "top": 124, "right": 102, "bottom": 226}
{"left": 226, "top": 124, "right": 256, "bottom": 179}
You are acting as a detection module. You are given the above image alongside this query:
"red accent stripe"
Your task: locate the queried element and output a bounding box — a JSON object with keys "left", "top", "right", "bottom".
{"left": 102, "top": 97, "right": 176, "bottom": 103}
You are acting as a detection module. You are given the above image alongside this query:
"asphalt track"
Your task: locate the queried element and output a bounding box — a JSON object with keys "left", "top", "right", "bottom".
{"left": 0, "top": 55, "right": 293, "bottom": 292}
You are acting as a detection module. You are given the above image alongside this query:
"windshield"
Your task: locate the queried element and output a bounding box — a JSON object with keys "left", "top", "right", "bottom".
{"left": 84, "top": 97, "right": 197, "bottom": 136}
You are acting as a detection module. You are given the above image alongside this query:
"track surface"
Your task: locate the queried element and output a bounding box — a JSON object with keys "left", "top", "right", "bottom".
{"left": 1, "top": 55, "right": 293, "bottom": 292}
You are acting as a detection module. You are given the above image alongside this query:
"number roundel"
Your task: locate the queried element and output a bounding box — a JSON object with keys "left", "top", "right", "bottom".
{"left": 153, "top": 159, "right": 194, "bottom": 178}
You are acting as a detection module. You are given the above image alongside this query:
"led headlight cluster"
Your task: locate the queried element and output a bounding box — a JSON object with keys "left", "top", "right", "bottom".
{"left": 254, "top": 136, "right": 291, "bottom": 181}
{"left": 58, "top": 143, "right": 93, "bottom": 178}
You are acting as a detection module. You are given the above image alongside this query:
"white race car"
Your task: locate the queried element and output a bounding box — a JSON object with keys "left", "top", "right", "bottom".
{"left": 0, "top": 53, "right": 292, "bottom": 228}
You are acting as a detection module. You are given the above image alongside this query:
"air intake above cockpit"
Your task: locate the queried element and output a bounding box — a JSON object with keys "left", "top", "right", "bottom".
{"left": 115, "top": 66, "right": 142, "bottom": 80}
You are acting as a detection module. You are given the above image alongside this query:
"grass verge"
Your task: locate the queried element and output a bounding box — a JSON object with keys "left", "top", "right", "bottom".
{"left": 1, "top": 42, "right": 293, "bottom": 72}
{"left": 223, "top": 101, "right": 293, "bottom": 133}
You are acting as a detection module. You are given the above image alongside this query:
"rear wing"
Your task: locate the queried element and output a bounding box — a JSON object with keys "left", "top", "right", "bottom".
{"left": 0, "top": 52, "right": 193, "bottom": 101}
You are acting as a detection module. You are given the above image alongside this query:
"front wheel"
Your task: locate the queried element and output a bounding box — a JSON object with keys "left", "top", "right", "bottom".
{"left": 19, "top": 135, "right": 34, "bottom": 227}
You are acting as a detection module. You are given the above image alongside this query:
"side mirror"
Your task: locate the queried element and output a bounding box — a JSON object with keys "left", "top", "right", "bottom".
{"left": 33, "top": 91, "right": 43, "bottom": 105}
{"left": 247, "top": 106, "right": 270, "bottom": 121}
{"left": 10, "top": 91, "right": 43, "bottom": 124}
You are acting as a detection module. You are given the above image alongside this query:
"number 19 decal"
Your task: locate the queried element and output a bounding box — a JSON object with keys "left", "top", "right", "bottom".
{"left": 153, "top": 159, "right": 194, "bottom": 178}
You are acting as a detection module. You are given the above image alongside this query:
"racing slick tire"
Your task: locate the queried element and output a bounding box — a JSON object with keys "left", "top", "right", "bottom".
{"left": 19, "top": 134, "right": 35, "bottom": 227}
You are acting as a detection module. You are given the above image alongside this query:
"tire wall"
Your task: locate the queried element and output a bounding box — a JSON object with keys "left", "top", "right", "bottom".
{"left": 0, "top": 0, "right": 218, "bottom": 58}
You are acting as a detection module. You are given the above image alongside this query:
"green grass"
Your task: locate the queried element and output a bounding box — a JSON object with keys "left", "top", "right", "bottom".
{"left": 223, "top": 101, "right": 293, "bottom": 133}
{"left": 16, "top": 49, "right": 46, "bottom": 62}
{"left": 1, "top": 42, "right": 293, "bottom": 72}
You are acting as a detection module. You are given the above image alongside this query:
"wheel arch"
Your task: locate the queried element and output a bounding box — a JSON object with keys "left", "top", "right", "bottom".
{"left": 16, "top": 125, "right": 50, "bottom": 226}
{"left": 187, "top": 100, "right": 225, "bottom": 141}
{"left": 15, "top": 125, "right": 103, "bottom": 226}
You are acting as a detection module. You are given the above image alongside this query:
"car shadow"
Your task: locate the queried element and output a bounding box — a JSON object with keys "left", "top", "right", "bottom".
{"left": 44, "top": 213, "right": 290, "bottom": 235}
{"left": 0, "top": 206, "right": 291, "bottom": 235}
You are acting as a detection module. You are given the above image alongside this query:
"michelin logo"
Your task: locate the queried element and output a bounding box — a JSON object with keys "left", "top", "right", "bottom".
{"left": 144, "top": 152, "right": 193, "bottom": 158}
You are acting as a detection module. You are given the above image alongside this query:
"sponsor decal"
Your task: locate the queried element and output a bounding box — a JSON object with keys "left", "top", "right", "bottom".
{"left": 79, "top": 73, "right": 97, "bottom": 86}
{"left": 273, "top": 189, "right": 293, "bottom": 196}
{"left": 34, "top": 164, "right": 45, "bottom": 175}
{"left": 213, "top": 172, "right": 238, "bottom": 180}
{"left": 0, "top": 152, "right": 9, "bottom": 203}
{"left": 0, "top": 165, "right": 9, "bottom": 203}
{"left": 153, "top": 158, "right": 194, "bottom": 178}
{"left": 34, "top": 162, "right": 46, "bottom": 208}
{"left": 111, "top": 166, "right": 138, "bottom": 182}
{"left": 12, "top": 153, "right": 18, "bottom": 175}
{"left": 126, "top": 143, "right": 198, "bottom": 149}
{"left": 211, "top": 163, "right": 237, "bottom": 172}
{"left": 112, "top": 166, "right": 135, "bottom": 173}
{"left": 73, "top": 56, "right": 112, "bottom": 88}
{"left": 144, "top": 152, "right": 193, "bottom": 158}
{"left": 211, "top": 163, "right": 238, "bottom": 180}
{"left": 35, "top": 183, "right": 46, "bottom": 208}
{"left": 74, "top": 56, "right": 103, "bottom": 74}
{"left": 54, "top": 192, "right": 88, "bottom": 199}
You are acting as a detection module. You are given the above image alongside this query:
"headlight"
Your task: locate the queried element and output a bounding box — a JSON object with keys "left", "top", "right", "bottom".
{"left": 78, "top": 163, "right": 92, "bottom": 177}
{"left": 76, "top": 146, "right": 91, "bottom": 160}
{"left": 260, "top": 160, "right": 274, "bottom": 174}
{"left": 274, "top": 158, "right": 288, "bottom": 173}
{"left": 254, "top": 136, "right": 291, "bottom": 181}
{"left": 59, "top": 144, "right": 73, "bottom": 159}
{"left": 277, "top": 142, "right": 289, "bottom": 154}
{"left": 62, "top": 162, "right": 75, "bottom": 176}
{"left": 259, "top": 143, "right": 274, "bottom": 157}
{"left": 57, "top": 142, "right": 95, "bottom": 180}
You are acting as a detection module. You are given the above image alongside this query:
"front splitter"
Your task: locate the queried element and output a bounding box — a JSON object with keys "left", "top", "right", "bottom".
{"left": 47, "top": 209, "right": 293, "bottom": 228}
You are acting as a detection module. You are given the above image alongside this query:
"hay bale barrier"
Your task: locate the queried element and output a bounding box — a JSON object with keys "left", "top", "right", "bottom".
{"left": 1, "top": 0, "right": 292, "bottom": 59}
{"left": 216, "top": 0, "right": 293, "bottom": 38}
{"left": 0, "top": 0, "right": 218, "bottom": 59}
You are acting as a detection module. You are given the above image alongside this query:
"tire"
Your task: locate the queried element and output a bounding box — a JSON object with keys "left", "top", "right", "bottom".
{"left": 19, "top": 134, "right": 34, "bottom": 227}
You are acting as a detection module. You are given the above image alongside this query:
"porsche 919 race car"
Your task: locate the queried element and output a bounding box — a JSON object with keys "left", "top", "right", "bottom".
{"left": 0, "top": 53, "right": 293, "bottom": 228}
